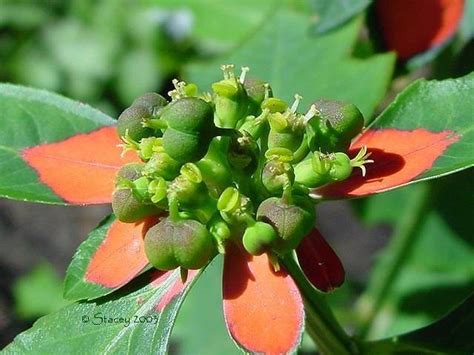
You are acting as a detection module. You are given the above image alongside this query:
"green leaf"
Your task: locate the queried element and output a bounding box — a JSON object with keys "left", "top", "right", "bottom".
{"left": 356, "top": 170, "right": 474, "bottom": 339}
{"left": 155, "top": 0, "right": 276, "bottom": 50}
{"left": 63, "top": 215, "right": 119, "bottom": 302}
{"left": 0, "top": 84, "right": 114, "bottom": 204}
{"left": 4, "top": 269, "right": 203, "bottom": 354}
{"left": 172, "top": 257, "right": 239, "bottom": 354}
{"left": 13, "top": 262, "right": 70, "bottom": 319}
{"left": 187, "top": 11, "right": 395, "bottom": 120}
{"left": 368, "top": 73, "right": 474, "bottom": 180}
{"left": 361, "top": 294, "right": 474, "bottom": 354}
{"left": 311, "top": 0, "right": 371, "bottom": 34}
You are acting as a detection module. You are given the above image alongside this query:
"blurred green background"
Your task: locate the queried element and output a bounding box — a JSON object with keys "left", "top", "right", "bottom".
{"left": 0, "top": 0, "right": 472, "bottom": 353}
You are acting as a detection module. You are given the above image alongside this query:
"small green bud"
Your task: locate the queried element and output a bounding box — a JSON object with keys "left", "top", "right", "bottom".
{"left": 196, "top": 138, "right": 233, "bottom": 197}
{"left": 212, "top": 65, "right": 249, "bottom": 128}
{"left": 112, "top": 164, "right": 160, "bottom": 222}
{"left": 143, "top": 152, "right": 181, "bottom": 180}
{"left": 138, "top": 137, "right": 163, "bottom": 161}
{"left": 261, "top": 97, "right": 288, "bottom": 113}
{"left": 329, "top": 152, "right": 353, "bottom": 181}
{"left": 228, "top": 133, "right": 259, "bottom": 174}
{"left": 208, "top": 214, "right": 231, "bottom": 254}
{"left": 261, "top": 159, "right": 295, "bottom": 195}
{"left": 243, "top": 77, "right": 272, "bottom": 115}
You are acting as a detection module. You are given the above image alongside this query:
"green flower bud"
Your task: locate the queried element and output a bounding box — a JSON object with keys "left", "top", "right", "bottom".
{"left": 243, "top": 221, "right": 278, "bottom": 256}
{"left": 257, "top": 196, "right": 315, "bottom": 254}
{"left": 112, "top": 164, "right": 160, "bottom": 222}
{"left": 212, "top": 65, "right": 248, "bottom": 128}
{"left": 144, "top": 217, "right": 215, "bottom": 270}
{"left": 294, "top": 148, "right": 373, "bottom": 188}
{"left": 132, "top": 92, "right": 168, "bottom": 117}
{"left": 243, "top": 77, "right": 272, "bottom": 115}
{"left": 208, "top": 214, "right": 231, "bottom": 254}
{"left": 161, "top": 97, "right": 213, "bottom": 134}
{"left": 294, "top": 153, "right": 332, "bottom": 188}
{"left": 329, "top": 152, "right": 353, "bottom": 181}
{"left": 306, "top": 99, "right": 364, "bottom": 153}
{"left": 138, "top": 137, "right": 163, "bottom": 161}
{"left": 169, "top": 163, "right": 210, "bottom": 210}
{"left": 228, "top": 133, "right": 259, "bottom": 174}
{"left": 261, "top": 154, "right": 295, "bottom": 195}
{"left": 117, "top": 106, "right": 153, "bottom": 141}
{"left": 196, "top": 138, "right": 233, "bottom": 198}
{"left": 217, "top": 187, "right": 253, "bottom": 226}
{"left": 261, "top": 97, "right": 288, "bottom": 113}
{"left": 143, "top": 152, "right": 181, "bottom": 180}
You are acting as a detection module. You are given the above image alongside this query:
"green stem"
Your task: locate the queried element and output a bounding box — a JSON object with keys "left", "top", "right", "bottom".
{"left": 356, "top": 183, "right": 431, "bottom": 339}
{"left": 282, "top": 255, "right": 358, "bottom": 355}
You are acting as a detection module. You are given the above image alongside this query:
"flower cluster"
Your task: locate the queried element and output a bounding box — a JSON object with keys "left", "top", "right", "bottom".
{"left": 113, "top": 64, "right": 373, "bottom": 279}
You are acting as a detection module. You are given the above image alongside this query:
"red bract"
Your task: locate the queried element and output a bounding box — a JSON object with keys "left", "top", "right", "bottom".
{"left": 20, "top": 124, "right": 458, "bottom": 353}
{"left": 376, "top": 0, "right": 464, "bottom": 59}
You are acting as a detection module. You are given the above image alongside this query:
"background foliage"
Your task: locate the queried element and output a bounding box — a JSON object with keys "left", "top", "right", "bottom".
{"left": 0, "top": 0, "right": 472, "bottom": 353}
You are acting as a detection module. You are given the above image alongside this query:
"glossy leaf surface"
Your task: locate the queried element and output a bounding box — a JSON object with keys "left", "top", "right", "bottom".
{"left": 0, "top": 84, "right": 132, "bottom": 204}
{"left": 318, "top": 73, "right": 474, "bottom": 198}
{"left": 5, "top": 268, "right": 202, "bottom": 354}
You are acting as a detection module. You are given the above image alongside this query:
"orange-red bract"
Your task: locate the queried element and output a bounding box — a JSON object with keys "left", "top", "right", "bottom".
{"left": 317, "top": 128, "right": 459, "bottom": 198}
{"left": 85, "top": 218, "right": 155, "bottom": 288}
{"left": 22, "top": 126, "right": 138, "bottom": 204}
{"left": 223, "top": 243, "right": 304, "bottom": 354}
{"left": 296, "top": 229, "right": 345, "bottom": 292}
{"left": 376, "top": 0, "right": 464, "bottom": 59}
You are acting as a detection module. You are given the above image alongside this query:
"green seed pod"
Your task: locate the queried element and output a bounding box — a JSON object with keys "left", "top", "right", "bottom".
{"left": 117, "top": 105, "right": 153, "bottom": 141}
{"left": 132, "top": 92, "right": 168, "bottom": 116}
{"left": 261, "top": 160, "right": 295, "bottom": 195}
{"left": 257, "top": 197, "right": 315, "bottom": 254}
{"left": 243, "top": 221, "right": 278, "bottom": 256}
{"left": 307, "top": 99, "right": 364, "bottom": 153}
{"left": 162, "top": 128, "right": 210, "bottom": 163}
{"left": 161, "top": 97, "right": 214, "bottom": 134}
{"left": 144, "top": 217, "right": 214, "bottom": 270}
{"left": 243, "top": 77, "right": 271, "bottom": 115}
{"left": 112, "top": 164, "right": 160, "bottom": 222}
